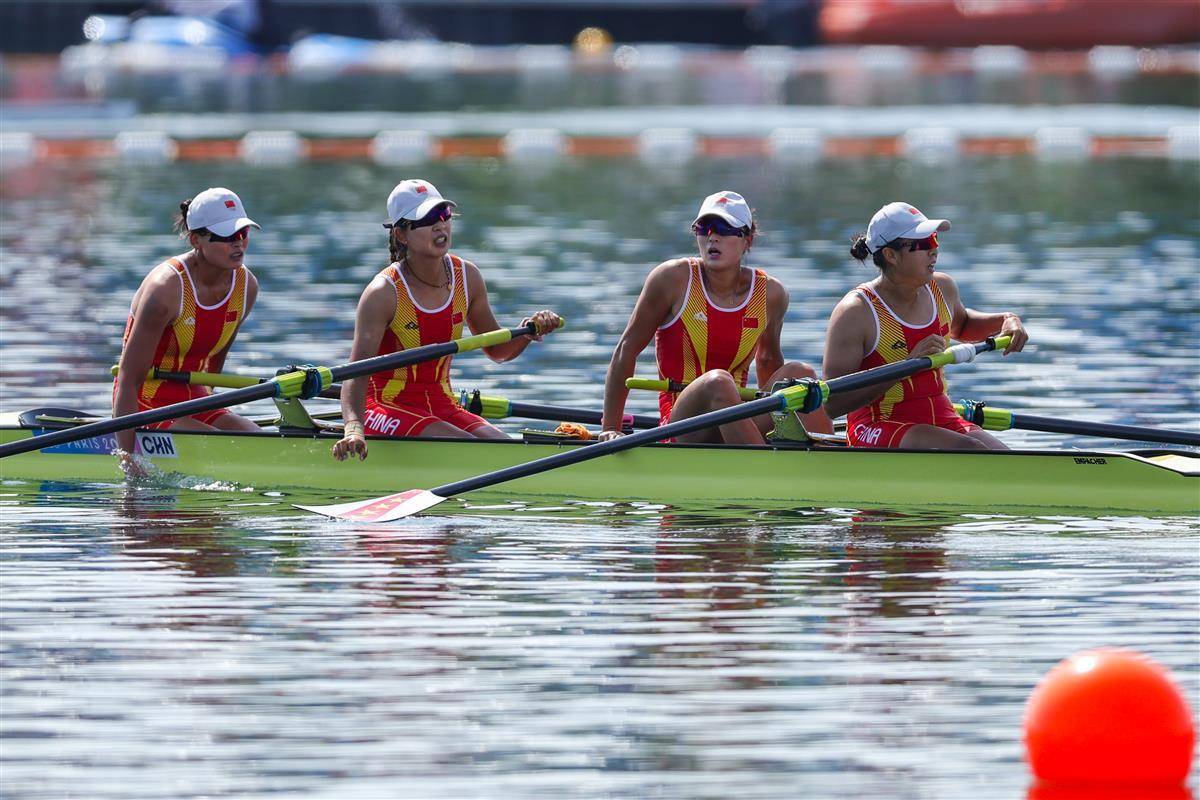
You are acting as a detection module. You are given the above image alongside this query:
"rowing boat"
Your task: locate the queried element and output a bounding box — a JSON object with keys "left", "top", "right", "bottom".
{"left": 2, "top": 411, "right": 1196, "bottom": 515}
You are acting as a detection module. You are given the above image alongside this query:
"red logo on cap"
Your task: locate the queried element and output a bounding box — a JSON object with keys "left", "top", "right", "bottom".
{"left": 225, "top": 200, "right": 236, "bottom": 208}
{"left": 416, "top": 186, "right": 427, "bottom": 194}
{"left": 717, "top": 197, "right": 728, "bottom": 205}
{"left": 908, "top": 207, "right": 919, "bottom": 215}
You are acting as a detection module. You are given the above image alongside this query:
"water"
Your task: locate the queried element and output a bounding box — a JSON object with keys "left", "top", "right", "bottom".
{"left": 1, "top": 154, "right": 1198, "bottom": 797}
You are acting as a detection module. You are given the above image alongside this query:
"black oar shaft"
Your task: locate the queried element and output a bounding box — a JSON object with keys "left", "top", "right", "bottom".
{"left": 0, "top": 323, "right": 536, "bottom": 459}
{"left": 1013, "top": 414, "right": 1200, "bottom": 447}
{"left": 505, "top": 401, "right": 659, "bottom": 430}
{"left": 434, "top": 392, "right": 787, "bottom": 497}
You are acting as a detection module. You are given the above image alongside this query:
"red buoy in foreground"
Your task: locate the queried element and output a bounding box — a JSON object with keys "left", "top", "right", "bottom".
{"left": 1024, "top": 648, "right": 1195, "bottom": 785}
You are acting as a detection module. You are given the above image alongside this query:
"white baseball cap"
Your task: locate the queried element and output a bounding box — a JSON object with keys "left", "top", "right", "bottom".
{"left": 866, "top": 202, "right": 950, "bottom": 253}
{"left": 692, "top": 190, "right": 753, "bottom": 230}
{"left": 385, "top": 179, "right": 456, "bottom": 227}
{"left": 186, "top": 187, "right": 259, "bottom": 237}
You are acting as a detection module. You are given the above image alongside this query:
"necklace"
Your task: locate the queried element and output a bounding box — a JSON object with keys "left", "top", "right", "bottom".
{"left": 404, "top": 258, "right": 450, "bottom": 290}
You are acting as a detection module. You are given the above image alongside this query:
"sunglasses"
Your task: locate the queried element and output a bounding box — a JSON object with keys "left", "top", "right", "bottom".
{"left": 691, "top": 217, "right": 749, "bottom": 238}
{"left": 205, "top": 227, "right": 249, "bottom": 244}
{"left": 411, "top": 204, "right": 454, "bottom": 229}
{"left": 889, "top": 233, "right": 938, "bottom": 252}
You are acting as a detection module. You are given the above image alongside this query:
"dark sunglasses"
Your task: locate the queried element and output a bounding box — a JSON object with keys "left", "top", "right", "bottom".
{"left": 411, "top": 204, "right": 454, "bottom": 229}
{"left": 205, "top": 227, "right": 249, "bottom": 243}
{"left": 691, "top": 217, "right": 749, "bottom": 238}
{"left": 888, "top": 233, "right": 938, "bottom": 252}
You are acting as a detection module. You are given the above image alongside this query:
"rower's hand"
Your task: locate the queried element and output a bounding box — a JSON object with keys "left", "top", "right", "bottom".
{"left": 596, "top": 429, "right": 624, "bottom": 443}
{"left": 909, "top": 334, "right": 947, "bottom": 359}
{"left": 999, "top": 314, "right": 1028, "bottom": 355}
{"left": 332, "top": 422, "right": 368, "bottom": 461}
{"left": 117, "top": 449, "right": 149, "bottom": 481}
{"left": 522, "top": 310, "right": 564, "bottom": 342}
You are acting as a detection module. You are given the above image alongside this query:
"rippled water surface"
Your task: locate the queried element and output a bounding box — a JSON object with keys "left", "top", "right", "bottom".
{"left": 1, "top": 155, "right": 1198, "bottom": 798}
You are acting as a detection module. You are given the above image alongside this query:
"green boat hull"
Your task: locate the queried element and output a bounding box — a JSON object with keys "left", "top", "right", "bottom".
{"left": 1, "top": 420, "right": 1196, "bottom": 515}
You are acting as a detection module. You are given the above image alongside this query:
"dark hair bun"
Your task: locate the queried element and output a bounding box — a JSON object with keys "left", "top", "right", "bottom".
{"left": 849, "top": 234, "right": 871, "bottom": 262}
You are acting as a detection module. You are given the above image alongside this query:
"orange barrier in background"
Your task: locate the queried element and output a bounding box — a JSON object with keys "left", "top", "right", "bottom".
{"left": 820, "top": 0, "right": 1200, "bottom": 49}
{"left": 2, "top": 132, "right": 1186, "bottom": 166}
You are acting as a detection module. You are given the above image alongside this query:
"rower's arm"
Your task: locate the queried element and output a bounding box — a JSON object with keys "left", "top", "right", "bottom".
{"left": 753, "top": 278, "right": 787, "bottom": 389}
{"left": 600, "top": 263, "right": 677, "bottom": 436}
{"left": 334, "top": 276, "right": 394, "bottom": 459}
{"left": 939, "top": 274, "right": 1028, "bottom": 354}
{"left": 113, "top": 270, "right": 179, "bottom": 456}
{"left": 821, "top": 293, "right": 880, "bottom": 419}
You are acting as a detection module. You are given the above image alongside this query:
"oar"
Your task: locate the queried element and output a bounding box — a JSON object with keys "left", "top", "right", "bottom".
{"left": 1, "top": 323, "right": 542, "bottom": 458}
{"left": 296, "top": 336, "right": 1011, "bottom": 522}
{"left": 626, "top": 377, "right": 762, "bottom": 401}
{"left": 109, "top": 365, "right": 343, "bottom": 399}
{"left": 459, "top": 390, "right": 659, "bottom": 430}
{"left": 956, "top": 400, "right": 1200, "bottom": 447}
{"left": 112, "top": 367, "right": 655, "bottom": 431}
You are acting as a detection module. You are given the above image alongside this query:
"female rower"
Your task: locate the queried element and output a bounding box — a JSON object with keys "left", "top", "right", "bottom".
{"left": 332, "top": 179, "right": 562, "bottom": 460}
{"left": 112, "top": 187, "right": 261, "bottom": 470}
{"left": 822, "top": 201, "right": 1029, "bottom": 450}
{"left": 598, "top": 190, "right": 833, "bottom": 444}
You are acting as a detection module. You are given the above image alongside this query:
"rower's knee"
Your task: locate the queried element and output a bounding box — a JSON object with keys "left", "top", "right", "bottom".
{"left": 770, "top": 361, "right": 819, "bottom": 382}
{"left": 691, "top": 369, "right": 741, "bottom": 405}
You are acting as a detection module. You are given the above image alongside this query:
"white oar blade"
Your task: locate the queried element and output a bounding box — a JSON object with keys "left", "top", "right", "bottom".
{"left": 295, "top": 489, "right": 447, "bottom": 522}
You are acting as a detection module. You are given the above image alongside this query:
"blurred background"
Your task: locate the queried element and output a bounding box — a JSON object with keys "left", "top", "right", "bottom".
{"left": 0, "top": 0, "right": 1197, "bottom": 434}
{"left": 0, "top": 9, "right": 1198, "bottom": 797}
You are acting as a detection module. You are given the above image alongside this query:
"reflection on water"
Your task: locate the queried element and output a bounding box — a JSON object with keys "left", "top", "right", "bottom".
{"left": 1, "top": 153, "right": 1197, "bottom": 798}
{"left": 1, "top": 481, "right": 1197, "bottom": 798}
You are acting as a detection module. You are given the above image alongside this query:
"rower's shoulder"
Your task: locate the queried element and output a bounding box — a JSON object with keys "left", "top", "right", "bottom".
{"left": 650, "top": 257, "right": 691, "bottom": 275}
{"left": 931, "top": 271, "right": 958, "bottom": 293}
{"left": 141, "top": 256, "right": 187, "bottom": 294}
{"left": 829, "top": 284, "right": 875, "bottom": 323}
{"left": 644, "top": 257, "right": 691, "bottom": 288}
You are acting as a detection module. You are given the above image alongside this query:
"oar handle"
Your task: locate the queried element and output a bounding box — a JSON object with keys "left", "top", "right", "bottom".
{"left": 459, "top": 390, "right": 658, "bottom": 431}
{"left": 957, "top": 400, "right": 1200, "bottom": 446}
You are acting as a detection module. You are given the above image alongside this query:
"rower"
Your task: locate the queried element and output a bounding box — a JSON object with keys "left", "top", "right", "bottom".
{"left": 598, "top": 190, "right": 832, "bottom": 444}
{"left": 822, "top": 202, "right": 1029, "bottom": 449}
{"left": 332, "top": 179, "right": 562, "bottom": 461}
{"left": 112, "top": 188, "right": 261, "bottom": 473}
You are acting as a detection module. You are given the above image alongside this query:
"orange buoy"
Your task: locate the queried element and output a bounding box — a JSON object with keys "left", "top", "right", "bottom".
{"left": 1024, "top": 648, "right": 1195, "bottom": 785}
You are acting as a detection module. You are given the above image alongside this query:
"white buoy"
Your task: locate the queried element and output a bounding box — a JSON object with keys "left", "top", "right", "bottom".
{"left": 638, "top": 128, "right": 697, "bottom": 165}
{"left": 1167, "top": 126, "right": 1200, "bottom": 160}
{"left": 767, "top": 128, "right": 824, "bottom": 163}
{"left": 503, "top": 129, "right": 566, "bottom": 161}
{"left": 1034, "top": 127, "right": 1091, "bottom": 160}
{"left": 901, "top": 127, "right": 961, "bottom": 162}
{"left": 114, "top": 131, "right": 177, "bottom": 164}
{"left": 241, "top": 130, "right": 304, "bottom": 165}
{"left": 370, "top": 131, "right": 435, "bottom": 165}
{"left": 1088, "top": 46, "right": 1140, "bottom": 78}
{"left": 971, "top": 45, "right": 1029, "bottom": 76}
{"left": 0, "top": 132, "right": 37, "bottom": 170}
